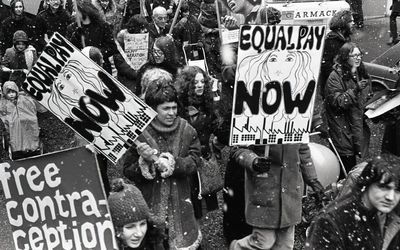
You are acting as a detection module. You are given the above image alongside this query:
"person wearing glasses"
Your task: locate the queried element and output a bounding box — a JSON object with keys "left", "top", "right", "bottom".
{"left": 148, "top": 6, "right": 170, "bottom": 44}
{"left": 324, "top": 42, "right": 372, "bottom": 178}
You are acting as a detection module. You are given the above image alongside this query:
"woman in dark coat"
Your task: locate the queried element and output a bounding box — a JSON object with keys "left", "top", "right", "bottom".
{"left": 325, "top": 42, "right": 372, "bottom": 177}
{"left": 175, "top": 65, "right": 220, "bottom": 219}
{"left": 306, "top": 155, "right": 400, "bottom": 250}
{"left": 66, "top": 0, "right": 117, "bottom": 74}
{"left": 122, "top": 82, "right": 202, "bottom": 249}
{"left": 136, "top": 36, "right": 181, "bottom": 94}
{"left": 37, "top": 0, "right": 72, "bottom": 38}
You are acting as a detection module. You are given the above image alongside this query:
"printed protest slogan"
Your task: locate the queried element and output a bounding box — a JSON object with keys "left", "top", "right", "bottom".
{"left": 22, "top": 33, "right": 157, "bottom": 164}
{"left": 124, "top": 33, "right": 149, "bottom": 70}
{"left": 0, "top": 147, "right": 117, "bottom": 250}
{"left": 230, "top": 25, "right": 326, "bottom": 146}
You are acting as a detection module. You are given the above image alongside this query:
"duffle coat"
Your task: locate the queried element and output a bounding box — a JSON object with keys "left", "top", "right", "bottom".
{"left": 231, "top": 143, "right": 318, "bottom": 229}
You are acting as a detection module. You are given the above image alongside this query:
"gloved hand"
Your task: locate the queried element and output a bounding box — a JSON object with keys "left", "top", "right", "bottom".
{"left": 308, "top": 179, "right": 325, "bottom": 205}
{"left": 252, "top": 157, "right": 271, "bottom": 173}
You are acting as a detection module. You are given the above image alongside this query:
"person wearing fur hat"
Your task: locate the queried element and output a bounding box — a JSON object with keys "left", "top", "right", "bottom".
{"left": 0, "top": 30, "right": 37, "bottom": 89}
{"left": 0, "top": 0, "right": 47, "bottom": 58}
{"left": 108, "top": 178, "right": 165, "bottom": 250}
{"left": 319, "top": 9, "right": 354, "bottom": 99}
{"left": 122, "top": 82, "right": 202, "bottom": 249}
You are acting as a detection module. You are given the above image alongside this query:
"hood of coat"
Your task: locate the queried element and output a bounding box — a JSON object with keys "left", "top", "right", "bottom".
{"left": 2, "top": 81, "right": 19, "bottom": 97}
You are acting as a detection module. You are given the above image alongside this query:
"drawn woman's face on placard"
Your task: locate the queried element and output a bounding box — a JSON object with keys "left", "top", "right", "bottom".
{"left": 266, "top": 51, "right": 296, "bottom": 81}
{"left": 55, "top": 71, "right": 85, "bottom": 100}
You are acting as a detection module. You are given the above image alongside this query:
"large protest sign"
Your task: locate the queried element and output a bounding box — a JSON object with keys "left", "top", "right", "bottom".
{"left": 230, "top": 25, "right": 325, "bottom": 146}
{"left": 124, "top": 33, "right": 149, "bottom": 70}
{"left": 0, "top": 147, "right": 117, "bottom": 250}
{"left": 22, "top": 33, "right": 157, "bottom": 164}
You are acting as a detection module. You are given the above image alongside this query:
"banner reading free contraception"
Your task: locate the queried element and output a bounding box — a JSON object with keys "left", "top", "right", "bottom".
{"left": 22, "top": 33, "right": 157, "bottom": 164}
{"left": 0, "top": 147, "right": 117, "bottom": 250}
{"left": 230, "top": 25, "right": 326, "bottom": 146}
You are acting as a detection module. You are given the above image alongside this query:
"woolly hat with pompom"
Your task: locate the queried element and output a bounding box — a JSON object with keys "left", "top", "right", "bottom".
{"left": 108, "top": 179, "right": 150, "bottom": 228}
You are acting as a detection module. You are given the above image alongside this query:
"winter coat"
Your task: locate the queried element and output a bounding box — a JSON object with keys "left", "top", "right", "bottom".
{"left": 172, "top": 14, "right": 204, "bottom": 64}
{"left": 230, "top": 143, "right": 318, "bottom": 229}
{"left": 393, "top": 0, "right": 400, "bottom": 12}
{"left": 37, "top": 7, "right": 72, "bottom": 37}
{"left": 0, "top": 81, "right": 44, "bottom": 153}
{"left": 92, "top": 0, "right": 124, "bottom": 35}
{"left": 1, "top": 45, "right": 37, "bottom": 89}
{"left": 325, "top": 64, "right": 371, "bottom": 157}
{"left": 0, "top": 15, "right": 42, "bottom": 57}
{"left": 306, "top": 194, "right": 400, "bottom": 250}
{"left": 319, "top": 31, "right": 348, "bottom": 97}
{"left": 123, "top": 117, "right": 202, "bottom": 249}
{"left": 66, "top": 21, "right": 117, "bottom": 74}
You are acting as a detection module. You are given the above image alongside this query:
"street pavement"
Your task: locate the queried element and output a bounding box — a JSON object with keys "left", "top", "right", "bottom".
{"left": 353, "top": 16, "right": 393, "bottom": 63}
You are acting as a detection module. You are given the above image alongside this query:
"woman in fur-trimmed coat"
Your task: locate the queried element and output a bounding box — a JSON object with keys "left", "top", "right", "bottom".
{"left": 122, "top": 82, "right": 202, "bottom": 249}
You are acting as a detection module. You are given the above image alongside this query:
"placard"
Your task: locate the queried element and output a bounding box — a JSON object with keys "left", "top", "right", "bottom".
{"left": 22, "top": 33, "right": 157, "bottom": 164}
{"left": 0, "top": 147, "right": 117, "bottom": 250}
{"left": 230, "top": 25, "right": 325, "bottom": 145}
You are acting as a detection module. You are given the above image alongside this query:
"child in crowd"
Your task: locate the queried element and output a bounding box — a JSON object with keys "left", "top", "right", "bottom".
{"left": 0, "top": 30, "right": 37, "bottom": 89}
{"left": 0, "top": 81, "right": 47, "bottom": 160}
{"left": 108, "top": 178, "right": 165, "bottom": 250}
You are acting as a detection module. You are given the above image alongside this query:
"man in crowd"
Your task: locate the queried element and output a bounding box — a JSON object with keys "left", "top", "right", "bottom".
{"left": 306, "top": 154, "right": 400, "bottom": 249}
{"left": 148, "top": 6, "right": 171, "bottom": 44}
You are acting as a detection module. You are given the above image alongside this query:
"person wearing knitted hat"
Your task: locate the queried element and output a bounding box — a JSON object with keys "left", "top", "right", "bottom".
{"left": 108, "top": 178, "right": 165, "bottom": 250}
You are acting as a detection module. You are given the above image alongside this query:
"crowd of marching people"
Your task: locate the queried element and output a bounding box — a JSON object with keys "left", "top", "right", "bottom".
{"left": 1, "top": 0, "right": 400, "bottom": 249}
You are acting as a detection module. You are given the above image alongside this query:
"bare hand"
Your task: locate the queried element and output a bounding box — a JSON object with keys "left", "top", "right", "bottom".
{"left": 222, "top": 15, "right": 239, "bottom": 30}
{"left": 136, "top": 142, "right": 157, "bottom": 162}
{"left": 358, "top": 79, "right": 368, "bottom": 90}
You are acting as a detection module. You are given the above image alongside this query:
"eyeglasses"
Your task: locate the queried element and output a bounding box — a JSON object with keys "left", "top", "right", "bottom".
{"left": 349, "top": 53, "right": 363, "bottom": 59}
